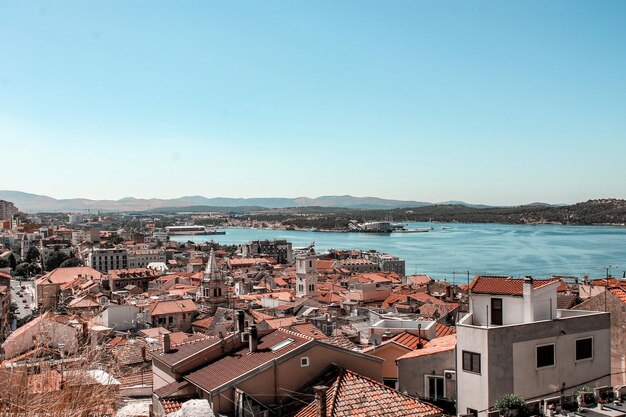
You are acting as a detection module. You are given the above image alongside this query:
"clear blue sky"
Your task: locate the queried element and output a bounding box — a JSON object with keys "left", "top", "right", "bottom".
{"left": 1, "top": 0, "right": 625, "bottom": 205}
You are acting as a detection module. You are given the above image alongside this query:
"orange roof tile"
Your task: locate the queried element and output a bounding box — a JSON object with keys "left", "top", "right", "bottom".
{"left": 397, "top": 335, "right": 456, "bottom": 361}
{"left": 149, "top": 299, "right": 198, "bottom": 316}
{"left": 434, "top": 323, "right": 456, "bottom": 338}
{"left": 469, "top": 276, "right": 559, "bottom": 296}
{"left": 294, "top": 369, "right": 441, "bottom": 417}
{"left": 609, "top": 287, "right": 626, "bottom": 304}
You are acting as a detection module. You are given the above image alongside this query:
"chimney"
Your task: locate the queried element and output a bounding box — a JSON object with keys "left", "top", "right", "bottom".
{"left": 249, "top": 325, "right": 258, "bottom": 353}
{"left": 381, "top": 330, "right": 393, "bottom": 342}
{"left": 236, "top": 310, "right": 245, "bottom": 334}
{"left": 162, "top": 333, "right": 172, "bottom": 353}
{"left": 523, "top": 276, "right": 534, "bottom": 323}
{"left": 314, "top": 385, "right": 328, "bottom": 417}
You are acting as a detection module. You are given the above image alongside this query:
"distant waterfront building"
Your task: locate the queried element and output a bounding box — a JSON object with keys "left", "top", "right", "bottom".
{"left": 296, "top": 253, "right": 318, "bottom": 298}
{"left": 456, "top": 276, "right": 611, "bottom": 417}
{"left": 87, "top": 248, "right": 128, "bottom": 273}
{"left": 240, "top": 239, "right": 293, "bottom": 264}
{"left": 0, "top": 200, "right": 17, "bottom": 221}
{"left": 363, "top": 251, "right": 406, "bottom": 275}
{"left": 339, "top": 258, "right": 378, "bottom": 274}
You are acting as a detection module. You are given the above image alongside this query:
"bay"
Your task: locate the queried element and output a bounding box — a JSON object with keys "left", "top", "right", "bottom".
{"left": 170, "top": 222, "right": 626, "bottom": 283}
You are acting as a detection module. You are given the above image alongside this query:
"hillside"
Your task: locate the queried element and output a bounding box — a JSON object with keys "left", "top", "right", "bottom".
{"left": 246, "top": 199, "right": 626, "bottom": 228}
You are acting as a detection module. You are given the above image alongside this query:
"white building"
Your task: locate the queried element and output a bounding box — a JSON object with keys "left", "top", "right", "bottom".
{"left": 128, "top": 248, "right": 166, "bottom": 268}
{"left": 295, "top": 253, "right": 317, "bottom": 298}
{"left": 456, "top": 276, "right": 611, "bottom": 417}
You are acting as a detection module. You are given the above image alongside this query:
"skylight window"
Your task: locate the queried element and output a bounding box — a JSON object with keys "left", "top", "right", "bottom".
{"left": 271, "top": 338, "right": 295, "bottom": 352}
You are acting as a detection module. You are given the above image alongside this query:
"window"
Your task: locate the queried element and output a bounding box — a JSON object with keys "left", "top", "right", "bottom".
{"left": 426, "top": 375, "right": 445, "bottom": 399}
{"left": 271, "top": 338, "right": 295, "bottom": 352}
{"left": 536, "top": 344, "right": 555, "bottom": 368}
{"left": 300, "top": 357, "right": 309, "bottom": 367}
{"left": 462, "top": 351, "right": 481, "bottom": 374}
{"left": 576, "top": 337, "right": 593, "bottom": 361}
{"left": 383, "top": 379, "right": 398, "bottom": 389}
{"left": 491, "top": 298, "right": 503, "bottom": 325}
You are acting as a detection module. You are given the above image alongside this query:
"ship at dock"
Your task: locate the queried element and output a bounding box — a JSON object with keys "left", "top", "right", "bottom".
{"left": 165, "top": 225, "right": 226, "bottom": 236}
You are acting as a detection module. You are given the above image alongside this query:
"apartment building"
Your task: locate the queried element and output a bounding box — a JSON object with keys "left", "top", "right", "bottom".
{"left": 87, "top": 248, "right": 128, "bottom": 273}
{"left": 127, "top": 248, "right": 166, "bottom": 268}
{"left": 0, "top": 200, "right": 17, "bottom": 221}
{"left": 456, "top": 276, "right": 611, "bottom": 417}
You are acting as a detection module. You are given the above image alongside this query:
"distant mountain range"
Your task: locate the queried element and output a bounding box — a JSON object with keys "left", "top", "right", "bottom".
{"left": 0, "top": 190, "right": 494, "bottom": 212}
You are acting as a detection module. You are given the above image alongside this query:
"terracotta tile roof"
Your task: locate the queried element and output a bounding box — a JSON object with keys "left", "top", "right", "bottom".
{"left": 161, "top": 398, "right": 184, "bottom": 414}
{"left": 154, "top": 379, "right": 189, "bottom": 397}
{"left": 148, "top": 334, "right": 220, "bottom": 367}
{"left": 139, "top": 327, "right": 170, "bottom": 338}
{"left": 149, "top": 299, "right": 198, "bottom": 316}
{"left": 192, "top": 316, "right": 214, "bottom": 329}
{"left": 390, "top": 331, "right": 423, "bottom": 350}
{"left": 264, "top": 316, "right": 298, "bottom": 329}
{"left": 557, "top": 293, "right": 578, "bottom": 309}
{"left": 294, "top": 369, "right": 441, "bottom": 417}
{"left": 118, "top": 371, "right": 152, "bottom": 388}
{"left": 608, "top": 287, "right": 626, "bottom": 304}
{"left": 317, "top": 259, "right": 337, "bottom": 272}
{"left": 408, "top": 292, "right": 446, "bottom": 305}
{"left": 184, "top": 329, "right": 313, "bottom": 393}
{"left": 290, "top": 323, "right": 327, "bottom": 340}
{"left": 396, "top": 335, "right": 456, "bottom": 361}
{"left": 36, "top": 266, "right": 102, "bottom": 285}
{"left": 434, "top": 323, "right": 456, "bottom": 338}
{"left": 469, "top": 276, "right": 559, "bottom": 296}
{"left": 321, "top": 336, "right": 357, "bottom": 350}
{"left": 406, "top": 275, "right": 432, "bottom": 285}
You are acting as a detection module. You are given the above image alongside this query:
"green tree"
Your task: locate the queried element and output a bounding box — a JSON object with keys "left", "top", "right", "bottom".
{"left": 494, "top": 394, "right": 529, "bottom": 417}
{"left": 46, "top": 251, "right": 70, "bottom": 271}
{"left": 25, "top": 247, "right": 40, "bottom": 263}
{"left": 60, "top": 257, "right": 84, "bottom": 268}
{"left": 13, "top": 262, "right": 41, "bottom": 278}
{"left": 13, "top": 262, "right": 30, "bottom": 277}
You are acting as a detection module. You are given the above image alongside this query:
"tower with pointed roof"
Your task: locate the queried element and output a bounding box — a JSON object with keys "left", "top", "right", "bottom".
{"left": 197, "top": 249, "right": 228, "bottom": 311}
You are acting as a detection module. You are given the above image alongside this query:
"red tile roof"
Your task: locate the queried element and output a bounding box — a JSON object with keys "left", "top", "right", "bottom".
{"left": 192, "top": 316, "right": 214, "bottom": 329}
{"left": 396, "top": 334, "right": 456, "bottom": 361}
{"left": 469, "top": 276, "right": 559, "bottom": 296}
{"left": 184, "top": 328, "right": 313, "bottom": 393}
{"left": 149, "top": 299, "right": 198, "bottom": 316}
{"left": 294, "top": 369, "right": 441, "bottom": 417}
{"left": 161, "top": 398, "right": 183, "bottom": 414}
{"left": 290, "top": 323, "right": 327, "bottom": 340}
{"left": 434, "top": 323, "right": 456, "bottom": 338}
{"left": 609, "top": 287, "right": 626, "bottom": 304}
{"left": 390, "top": 332, "right": 423, "bottom": 350}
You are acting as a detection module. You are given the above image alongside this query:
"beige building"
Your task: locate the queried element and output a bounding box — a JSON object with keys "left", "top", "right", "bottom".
{"left": 150, "top": 326, "right": 384, "bottom": 416}
{"left": 149, "top": 299, "right": 199, "bottom": 332}
{"left": 35, "top": 266, "right": 102, "bottom": 310}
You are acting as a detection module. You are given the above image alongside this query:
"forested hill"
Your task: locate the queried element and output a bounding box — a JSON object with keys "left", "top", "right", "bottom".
{"left": 380, "top": 199, "right": 626, "bottom": 225}
{"left": 249, "top": 199, "right": 626, "bottom": 229}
